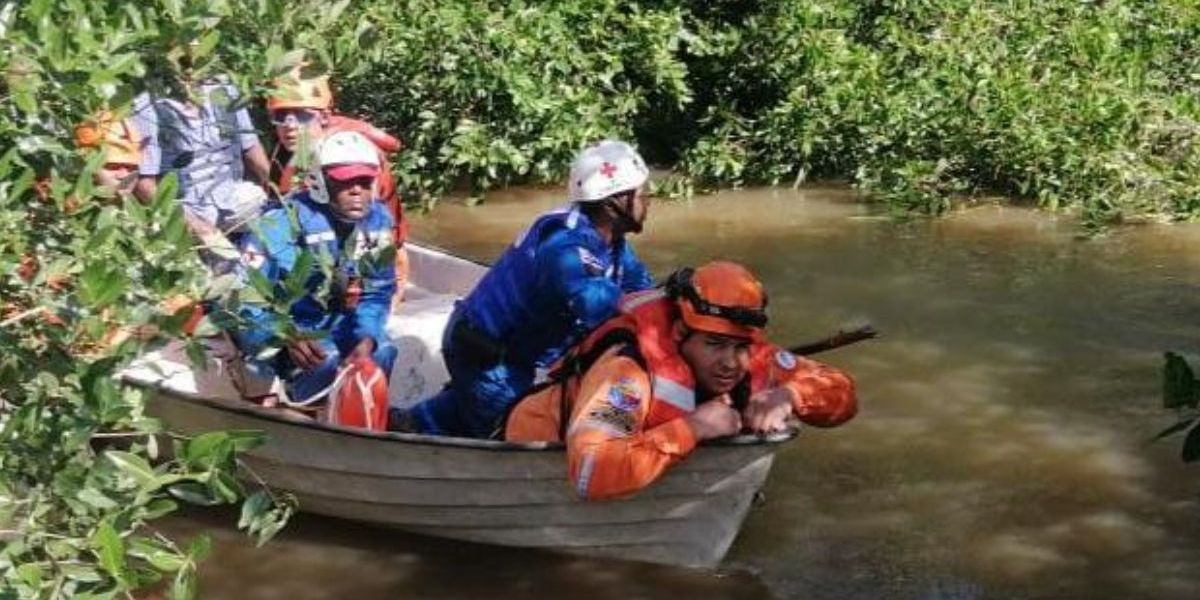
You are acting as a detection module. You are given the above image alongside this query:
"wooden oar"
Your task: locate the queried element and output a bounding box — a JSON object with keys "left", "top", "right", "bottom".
{"left": 789, "top": 324, "right": 878, "bottom": 356}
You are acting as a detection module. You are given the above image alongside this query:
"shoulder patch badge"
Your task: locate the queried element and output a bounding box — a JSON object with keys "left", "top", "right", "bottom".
{"left": 577, "top": 247, "right": 605, "bottom": 276}
{"left": 581, "top": 377, "right": 643, "bottom": 435}
{"left": 607, "top": 377, "right": 642, "bottom": 412}
{"left": 775, "top": 349, "right": 798, "bottom": 370}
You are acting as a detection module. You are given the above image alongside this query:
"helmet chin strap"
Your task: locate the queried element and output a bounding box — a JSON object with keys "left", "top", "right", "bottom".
{"left": 331, "top": 209, "right": 360, "bottom": 224}
{"left": 606, "top": 194, "right": 642, "bottom": 235}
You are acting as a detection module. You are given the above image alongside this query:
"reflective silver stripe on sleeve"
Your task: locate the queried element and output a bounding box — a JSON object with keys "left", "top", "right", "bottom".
{"left": 576, "top": 452, "right": 597, "bottom": 498}
{"left": 304, "top": 231, "right": 336, "bottom": 245}
{"left": 651, "top": 376, "right": 695, "bottom": 412}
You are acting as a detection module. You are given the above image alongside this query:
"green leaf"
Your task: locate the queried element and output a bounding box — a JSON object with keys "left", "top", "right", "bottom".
{"left": 267, "top": 48, "right": 308, "bottom": 77}
{"left": 168, "top": 482, "right": 221, "bottom": 507}
{"left": 92, "top": 519, "right": 127, "bottom": 584}
{"left": 1183, "top": 423, "right": 1200, "bottom": 463}
{"left": 16, "top": 562, "right": 43, "bottom": 589}
{"left": 1163, "top": 352, "right": 1198, "bottom": 409}
{"left": 142, "top": 498, "right": 179, "bottom": 520}
{"left": 77, "top": 487, "right": 119, "bottom": 509}
{"left": 238, "top": 491, "right": 272, "bottom": 529}
{"left": 209, "top": 470, "right": 241, "bottom": 504}
{"left": 191, "top": 30, "right": 220, "bottom": 60}
{"left": 169, "top": 563, "right": 197, "bottom": 600}
{"left": 187, "top": 535, "right": 212, "bottom": 561}
{"left": 60, "top": 563, "right": 105, "bottom": 583}
{"left": 105, "top": 450, "right": 156, "bottom": 486}
{"left": 79, "top": 263, "right": 129, "bottom": 307}
{"left": 183, "top": 431, "right": 232, "bottom": 469}
{"left": 227, "top": 429, "right": 266, "bottom": 452}
{"left": 147, "top": 550, "right": 187, "bottom": 572}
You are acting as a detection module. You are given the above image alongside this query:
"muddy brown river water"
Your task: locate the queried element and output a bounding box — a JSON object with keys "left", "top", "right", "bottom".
{"left": 166, "top": 186, "right": 1200, "bottom": 599}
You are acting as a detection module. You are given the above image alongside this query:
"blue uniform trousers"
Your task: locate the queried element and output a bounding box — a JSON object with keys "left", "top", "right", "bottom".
{"left": 409, "top": 310, "right": 534, "bottom": 438}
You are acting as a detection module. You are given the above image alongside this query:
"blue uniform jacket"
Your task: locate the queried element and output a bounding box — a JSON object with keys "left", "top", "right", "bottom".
{"left": 461, "top": 203, "right": 654, "bottom": 368}
{"left": 236, "top": 191, "right": 396, "bottom": 358}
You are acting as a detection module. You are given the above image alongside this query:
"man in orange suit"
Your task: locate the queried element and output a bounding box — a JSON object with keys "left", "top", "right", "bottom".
{"left": 505, "top": 261, "right": 858, "bottom": 500}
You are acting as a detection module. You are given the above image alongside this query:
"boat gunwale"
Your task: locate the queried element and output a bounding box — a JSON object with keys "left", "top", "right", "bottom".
{"left": 132, "top": 381, "right": 798, "bottom": 452}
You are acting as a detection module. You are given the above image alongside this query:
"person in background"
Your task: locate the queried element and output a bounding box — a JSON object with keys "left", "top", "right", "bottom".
{"left": 235, "top": 130, "right": 398, "bottom": 409}
{"left": 505, "top": 261, "right": 858, "bottom": 500}
{"left": 130, "top": 77, "right": 269, "bottom": 274}
{"left": 72, "top": 111, "right": 142, "bottom": 198}
{"left": 401, "top": 140, "right": 655, "bottom": 438}
{"left": 266, "top": 67, "right": 409, "bottom": 306}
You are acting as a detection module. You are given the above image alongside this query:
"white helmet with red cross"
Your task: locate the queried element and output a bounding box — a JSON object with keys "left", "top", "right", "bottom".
{"left": 566, "top": 140, "right": 649, "bottom": 203}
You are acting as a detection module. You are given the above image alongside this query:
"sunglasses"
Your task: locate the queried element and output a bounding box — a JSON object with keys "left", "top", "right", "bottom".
{"left": 270, "top": 109, "right": 321, "bottom": 126}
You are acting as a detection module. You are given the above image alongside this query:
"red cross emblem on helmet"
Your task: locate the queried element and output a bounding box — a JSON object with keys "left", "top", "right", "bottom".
{"left": 599, "top": 162, "right": 618, "bottom": 178}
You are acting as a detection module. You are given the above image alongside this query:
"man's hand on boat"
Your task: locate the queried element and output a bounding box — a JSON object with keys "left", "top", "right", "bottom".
{"left": 684, "top": 396, "right": 742, "bottom": 440}
{"left": 287, "top": 339, "right": 328, "bottom": 370}
{"left": 742, "top": 388, "right": 794, "bottom": 434}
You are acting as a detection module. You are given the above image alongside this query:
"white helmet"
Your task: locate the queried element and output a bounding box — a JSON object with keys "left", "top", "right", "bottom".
{"left": 567, "top": 140, "right": 649, "bottom": 203}
{"left": 306, "top": 130, "right": 380, "bottom": 204}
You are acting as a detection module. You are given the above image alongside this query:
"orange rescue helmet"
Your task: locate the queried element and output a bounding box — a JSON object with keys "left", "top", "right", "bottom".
{"left": 267, "top": 68, "right": 333, "bottom": 111}
{"left": 666, "top": 261, "right": 768, "bottom": 339}
{"left": 74, "top": 111, "right": 141, "bottom": 166}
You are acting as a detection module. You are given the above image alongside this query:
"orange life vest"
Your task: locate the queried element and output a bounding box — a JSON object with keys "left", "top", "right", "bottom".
{"left": 526, "top": 289, "right": 776, "bottom": 439}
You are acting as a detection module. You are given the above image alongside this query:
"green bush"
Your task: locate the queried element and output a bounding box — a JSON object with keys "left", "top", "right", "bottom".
{"left": 332, "top": 0, "right": 1200, "bottom": 225}
{"left": 334, "top": 0, "right": 690, "bottom": 207}
{"left": 0, "top": 1, "right": 372, "bottom": 597}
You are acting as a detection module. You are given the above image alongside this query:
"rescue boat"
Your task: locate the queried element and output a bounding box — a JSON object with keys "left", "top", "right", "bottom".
{"left": 118, "top": 241, "right": 796, "bottom": 568}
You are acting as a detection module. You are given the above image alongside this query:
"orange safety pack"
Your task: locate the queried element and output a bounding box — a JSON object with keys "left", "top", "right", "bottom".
{"left": 326, "top": 355, "right": 390, "bottom": 431}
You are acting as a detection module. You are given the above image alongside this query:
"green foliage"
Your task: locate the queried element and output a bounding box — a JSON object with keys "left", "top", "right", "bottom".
{"left": 0, "top": 1, "right": 361, "bottom": 597}
{"left": 335, "top": 0, "right": 691, "bottom": 206}
{"left": 332, "top": 0, "right": 1199, "bottom": 225}
{"left": 670, "top": 0, "right": 1200, "bottom": 224}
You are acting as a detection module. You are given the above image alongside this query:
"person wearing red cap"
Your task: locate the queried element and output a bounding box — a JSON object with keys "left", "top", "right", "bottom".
{"left": 505, "top": 261, "right": 857, "bottom": 500}
{"left": 234, "top": 131, "right": 398, "bottom": 407}
{"left": 266, "top": 67, "right": 409, "bottom": 308}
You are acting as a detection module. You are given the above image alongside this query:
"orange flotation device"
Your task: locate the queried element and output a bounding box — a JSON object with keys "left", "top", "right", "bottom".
{"left": 325, "top": 356, "right": 389, "bottom": 431}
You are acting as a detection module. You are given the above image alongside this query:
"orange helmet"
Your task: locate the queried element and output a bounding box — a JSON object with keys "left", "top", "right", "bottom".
{"left": 267, "top": 67, "right": 333, "bottom": 111}
{"left": 74, "top": 111, "right": 141, "bottom": 166}
{"left": 666, "top": 261, "right": 768, "bottom": 339}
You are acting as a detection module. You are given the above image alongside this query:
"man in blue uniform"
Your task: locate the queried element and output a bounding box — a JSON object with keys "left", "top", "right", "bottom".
{"left": 235, "top": 131, "right": 398, "bottom": 405}
{"left": 404, "top": 140, "right": 655, "bottom": 437}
